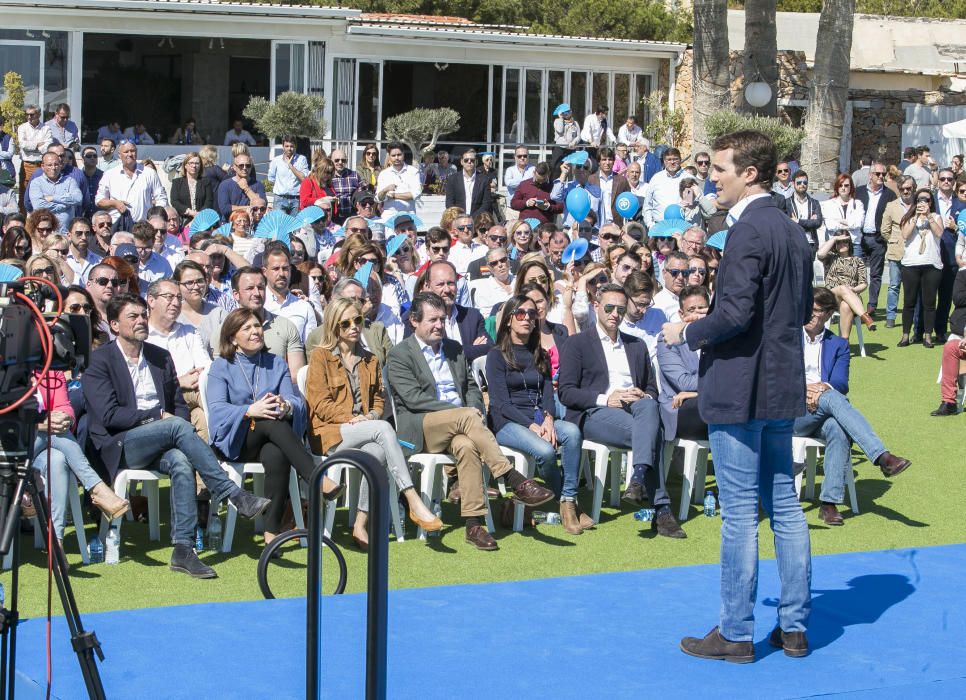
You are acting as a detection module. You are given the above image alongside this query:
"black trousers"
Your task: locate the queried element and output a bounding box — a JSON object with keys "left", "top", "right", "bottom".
{"left": 901, "top": 264, "right": 942, "bottom": 336}
{"left": 676, "top": 397, "right": 708, "bottom": 441}
{"left": 862, "top": 234, "right": 886, "bottom": 310}
{"left": 237, "top": 418, "right": 316, "bottom": 533}
{"left": 934, "top": 264, "right": 958, "bottom": 338}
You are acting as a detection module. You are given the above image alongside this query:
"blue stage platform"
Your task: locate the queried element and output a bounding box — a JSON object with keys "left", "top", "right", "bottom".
{"left": 13, "top": 544, "right": 966, "bottom": 698}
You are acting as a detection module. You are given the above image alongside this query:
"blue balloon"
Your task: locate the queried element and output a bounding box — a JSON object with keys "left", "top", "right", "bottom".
{"left": 565, "top": 187, "right": 592, "bottom": 222}
{"left": 614, "top": 191, "right": 640, "bottom": 219}
{"left": 663, "top": 204, "right": 683, "bottom": 221}
{"left": 957, "top": 209, "right": 966, "bottom": 236}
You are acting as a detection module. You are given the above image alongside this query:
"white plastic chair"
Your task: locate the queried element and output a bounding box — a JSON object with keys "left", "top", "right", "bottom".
{"left": 793, "top": 436, "right": 859, "bottom": 514}
{"left": 198, "top": 368, "right": 304, "bottom": 552}
{"left": 2, "top": 473, "right": 90, "bottom": 569}
{"left": 581, "top": 440, "right": 630, "bottom": 524}
{"left": 661, "top": 438, "right": 712, "bottom": 521}
{"left": 98, "top": 469, "right": 165, "bottom": 552}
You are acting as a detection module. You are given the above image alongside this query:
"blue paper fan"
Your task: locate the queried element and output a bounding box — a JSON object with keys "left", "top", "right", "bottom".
{"left": 0, "top": 264, "right": 23, "bottom": 282}
{"left": 706, "top": 229, "right": 727, "bottom": 251}
{"left": 254, "top": 210, "right": 301, "bottom": 247}
{"left": 648, "top": 218, "right": 689, "bottom": 238}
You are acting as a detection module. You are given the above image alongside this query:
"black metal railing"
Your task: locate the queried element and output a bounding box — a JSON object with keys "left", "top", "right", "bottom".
{"left": 305, "top": 450, "right": 388, "bottom": 700}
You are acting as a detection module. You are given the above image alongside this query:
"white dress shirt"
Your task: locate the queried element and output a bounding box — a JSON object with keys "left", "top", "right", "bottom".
{"left": 125, "top": 350, "right": 160, "bottom": 412}
{"left": 443, "top": 306, "right": 461, "bottom": 344}
{"left": 599, "top": 172, "right": 615, "bottom": 223}
{"left": 268, "top": 154, "right": 309, "bottom": 197}
{"left": 415, "top": 336, "right": 462, "bottom": 406}
{"left": 617, "top": 124, "right": 642, "bottom": 146}
{"left": 803, "top": 329, "right": 823, "bottom": 385}
{"left": 581, "top": 114, "right": 616, "bottom": 146}
{"left": 96, "top": 165, "right": 168, "bottom": 223}
{"left": 147, "top": 322, "right": 212, "bottom": 376}
{"left": 224, "top": 129, "right": 256, "bottom": 146}
{"left": 462, "top": 173, "right": 476, "bottom": 212}
{"left": 449, "top": 240, "right": 486, "bottom": 275}
{"left": 654, "top": 288, "right": 680, "bottom": 322}
{"left": 17, "top": 122, "right": 53, "bottom": 163}
{"left": 376, "top": 164, "right": 422, "bottom": 215}
{"left": 504, "top": 164, "right": 535, "bottom": 197}
{"left": 643, "top": 169, "right": 686, "bottom": 227}
{"left": 138, "top": 252, "right": 173, "bottom": 288}
{"left": 263, "top": 290, "right": 318, "bottom": 343}
{"left": 595, "top": 324, "right": 634, "bottom": 406}
{"left": 862, "top": 187, "right": 884, "bottom": 234}
{"left": 66, "top": 250, "right": 102, "bottom": 285}
{"left": 375, "top": 303, "right": 404, "bottom": 345}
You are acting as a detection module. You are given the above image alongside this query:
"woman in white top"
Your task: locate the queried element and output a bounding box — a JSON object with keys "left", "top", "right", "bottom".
{"left": 472, "top": 247, "right": 515, "bottom": 317}
{"left": 820, "top": 174, "right": 866, "bottom": 250}
{"left": 898, "top": 188, "right": 944, "bottom": 348}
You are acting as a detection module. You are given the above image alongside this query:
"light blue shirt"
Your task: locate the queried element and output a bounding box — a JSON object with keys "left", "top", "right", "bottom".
{"left": 504, "top": 164, "right": 534, "bottom": 197}
{"left": 267, "top": 154, "right": 309, "bottom": 197}
{"left": 28, "top": 175, "right": 82, "bottom": 229}
{"left": 45, "top": 118, "right": 80, "bottom": 148}
{"left": 415, "top": 336, "right": 462, "bottom": 407}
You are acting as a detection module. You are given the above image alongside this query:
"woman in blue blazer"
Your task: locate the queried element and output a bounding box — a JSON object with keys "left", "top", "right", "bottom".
{"left": 206, "top": 308, "right": 342, "bottom": 544}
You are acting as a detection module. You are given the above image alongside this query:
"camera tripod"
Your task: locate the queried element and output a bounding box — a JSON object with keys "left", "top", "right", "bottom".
{"left": 0, "top": 448, "right": 106, "bottom": 700}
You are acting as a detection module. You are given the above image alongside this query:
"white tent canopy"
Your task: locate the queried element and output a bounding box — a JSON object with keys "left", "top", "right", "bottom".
{"left": 942, "top": 119, "right": 966, "bottom": 139}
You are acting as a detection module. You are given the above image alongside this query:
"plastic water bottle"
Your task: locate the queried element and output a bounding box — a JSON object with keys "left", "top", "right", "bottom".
{"left": 704, "top": 490, "right": 717, "bottom": 517}
{"left": 195, "top": 526, "right": 205, "bottom": 553}
{"left": 633, "top": 508, "right": 655, "bottom": 522}
{"left": 207, "top": 514, "right": 222, "bottom": 552}
{"left": 532, "top": 511, "right": 548, "bottom": 524}
{"left": 427, "top": 499, "right": 442, "bottom": 537}
{"left": 104, "top": 527, "right": 120, "bottom": 565}
{"left": 88, "top": 536, "right": 104, "bottom": 564}
{"left": 545, "top": 512, "right": 561, "bottom": 525}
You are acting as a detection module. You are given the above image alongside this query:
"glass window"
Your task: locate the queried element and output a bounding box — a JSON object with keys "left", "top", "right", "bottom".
{"left": 357, "top": 62, "right": 379, "bottom": 141}
{"left": 569, "top": 71, "right": 587, "bottom": 121}
{"left": 592, "top": 72, "right": 610, "bottom": 115}
{"left": 614, "top": 74, "right": 631, "bottom": 123}
{"left": 490, "top": 65, "right": 503, "bottom": 144}
{"left": 503, "top": 68, "right": 520, "bottom": 143}
{"left": 274, "top": 43, "right": 305, "bottom": 96}
{"left": 635, "top": 74, "right": 652, "bottom": 125}
{"left": 0, "top": 42, "right": 43, "bottom": 108}
{"left": 332, "top": 58, "right": 355, "bottom": 140}
{"left": 524, "top": 69, "right": 542, "bottom": 145}
{"left": 547, "top": 70, "right": 565, "bottom": 132}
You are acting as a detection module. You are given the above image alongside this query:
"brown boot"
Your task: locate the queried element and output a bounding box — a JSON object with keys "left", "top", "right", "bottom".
{"left": 559, "top": 500, "right": 583, "bottom": 535}
{"left": 859, "top": 312, "right": 876, "bottom": 331}
{"left": 574, "top": 502, "right": 595, "bottom": 530}
{"left": 91, "top": 482, "right": 130, "bottom": 521}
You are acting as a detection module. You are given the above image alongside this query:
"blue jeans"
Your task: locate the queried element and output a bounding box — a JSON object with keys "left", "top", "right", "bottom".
{"left": 496, "top": 420, "right": 582, "bottom": 499}
{"left": 793, "top": 389, "right": 885, "bottom": 504}
{"left": 32, "top": 432, "right": 103, "bottom": 540}
{"left": 886, "top": 260, "right": 902, "bottom": 322}
{"left": 709, "top": 419, "right": 811, "bottom": 641}
{"left": 122, "top": 417, "right": 238, "bottom": 546}
{"left": 581, "top": 398, "right": 668, "bottom": 506}
{"left": 273, "top": 193, "right": 300, "bottom": 216}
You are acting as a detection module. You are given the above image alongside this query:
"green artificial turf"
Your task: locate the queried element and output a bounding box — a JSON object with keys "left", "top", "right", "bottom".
{"left": 3, "top": 320, "right": 962, "bottom": 619}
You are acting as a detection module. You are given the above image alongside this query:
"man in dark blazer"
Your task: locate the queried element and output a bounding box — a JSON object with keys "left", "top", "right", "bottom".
{"left": 558, "top": 282, "right": 684, "bottom": 538}
{"left": 665, "top": 131, "right": 814, "bottom": 663}
{"left": 655, "top": 285, "right": 709, "bottom": 443}
{"left": 855, "top": 162, "right": 897, "bottom": 314}
{"left": 444, "top": 148, "right": 493, "bottom": 218}
{"left": 82, "top": 293, "right": 270, "bottom": 579}
{"left": 794, "top": 288, "right": 911, "bottom": 526}
{"left": 779, "top": 169, "right": 824, "bottom": 255}
{"left": 931, "top": 169, "right": 966, "bottom": 341}
{"left": 387, "top": 292, "right": 554, "bottom": 551}
{"left": 403, "top": 260, "right": 492, "bottom": 361}
{"left": 588, "top": 147, "right": 632, "bottom": 226}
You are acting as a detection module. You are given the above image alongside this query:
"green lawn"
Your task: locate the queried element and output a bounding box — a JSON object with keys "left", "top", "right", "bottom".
{"left": 3, "top": 320, "right": 961, "bottom": 619}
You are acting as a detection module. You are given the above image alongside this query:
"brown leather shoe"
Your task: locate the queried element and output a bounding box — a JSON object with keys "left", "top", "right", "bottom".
{"left": 818, "top": 502, "right": 843, "bottom": 526}
{"left": 859, "top": 312, "right": 876, "bottom": 331}
{"left": 877, "top": 451, "right": 911, "bottom": 477}
{"left": 769, "top": 625, "right": 809, "bottom": 657}
{"left": 574, "top": 502, "right": 595, "bottom": 530}
{"left": 680, "top": 627, "right": 754, "bottom": 663}
{"left": 465, "top": 524, "right": 498, "bottom": 551}
{"left": 447, "top": 478, "right": 461, "bottom": 504}
{"left": 511, "top": 479, "right": 555, "bottom": 507}
{"left": 91, "top": 482, "right": 130, "bottom": 521}
{"left": 559, "top": 501, "right": 583, "bottom": 535}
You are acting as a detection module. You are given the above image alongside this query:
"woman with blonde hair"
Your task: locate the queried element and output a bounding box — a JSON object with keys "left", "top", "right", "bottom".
{"left": 307, "top": 297, "right": 441, "bottom": 550}
{"left": 200, "top": 144, "right": 230, "bottom": 191}
{"left": 171, "top": 151, "right": 215, "bottom": 222}
{"left": 357, "top": 144, "right": 382, "bottom": 188}
{"left": 40, "top": 233, "right": 75, "bottom": 284}
{"left": 300, "top": 153, "right": 339, "bottom": 214}
{"left": 439, "top": 206, "right": 465, "bottom": 234}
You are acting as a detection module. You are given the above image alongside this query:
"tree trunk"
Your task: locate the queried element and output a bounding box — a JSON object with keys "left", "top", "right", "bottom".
{"left": 742, "top": 0, "right": 778, "bottom": 116}
{"left": 801, "top": 0, "right": 855, "bottom": 194}
{"left": 692, "top": 0, "right": 731, "bottom": 153}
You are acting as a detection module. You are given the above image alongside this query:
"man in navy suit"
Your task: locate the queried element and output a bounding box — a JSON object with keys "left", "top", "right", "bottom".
{"left": 444, "top": 148, "right": 493, "bottom": 218}
{"left": 855, "top": 162, "right": 897, "bottom": 314}
{"left": 794, "top": 288, "right": 911, "bottom": 526}
{"left": 82, "top": 293, "right": 270, "bottom": 578}
{"left": 403, "top": 260, "right": 492, "bottom": 361}
{"left": 656, "top": 285, "right": 709, "bottom": 442}
{"left": 931, "top": 168, "right": 966, "bottom": 341}
{"left": 664, "top": 131, "right": 814, "bottom": 662}
{"left": 558, "top": 283, "right": 685, "bottom": 538}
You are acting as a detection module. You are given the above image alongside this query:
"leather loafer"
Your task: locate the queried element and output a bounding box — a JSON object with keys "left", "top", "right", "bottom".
{"left": 652, "top": 507, "right": 687, "bottom": 538}
{"left": 511, "top": 479, "right": 554, "bottom": 507}
{"left": 680, "top": 627, "right": 754, "bottom": 663}
{"left": 170, "top": 544, "right": 217, "bottom": 579}
{"left": 931, "top": 402, "right": 959, "bottom": 417}
{"left": 622, "top": 481, "right": 646, "bottom": 507}
{"left": 877, "top": 451, "right": 912, "bottom": 477}
{"left": 409, "top": 511, "right": 443, "bottom": 532}
{"left": 465, "top": 524, "right": 498, "bottom": 551}
{"left": 818, "top": 502, "right": 843, "bottom": 526}
{"left": 769, "top": 625, "right": 809, "bottom": 657}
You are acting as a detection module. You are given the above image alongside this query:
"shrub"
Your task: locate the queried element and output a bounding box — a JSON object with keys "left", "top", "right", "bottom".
{"left": 242, "top": 92, "right": 327, "bottom": 141}
{"left": 705, "top": 110, "right": 804, "bottom": 160}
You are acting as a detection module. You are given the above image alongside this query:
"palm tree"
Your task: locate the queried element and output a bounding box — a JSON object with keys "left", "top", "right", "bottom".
{"left": 692, "top": 0, "right": 732, "bottom": 153}
{"left": 801, "top": 0, "right": 856, "bottom": 193}
{"left": 742, "top": 0, "right": 778, "bottom": 116}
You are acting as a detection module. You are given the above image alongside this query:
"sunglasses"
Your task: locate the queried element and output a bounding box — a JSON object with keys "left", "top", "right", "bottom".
{"left": 235, "top": 163, "right": 252, "bottom": 169}
{"left": 455, "top": 224, "right": 473, "bottom": 231}
{"left": 958, "top": 189, "right": 966, "bottom": 195}
{"left": 899, "top": 187, "right": 914, "bottom": 193}
{"left": 794, "top": 180, "right": 808, "bottom": 186}
{"left": 591, "top": 275, "right": 608, "bottom": 285}
{"left": 916, "top": 198, "right": 932, "bottom": 204}
{"left": 395, "top": 245, "right": 412, "bottom": 256}
{"left": 93, "top": 277, "right": 122, "bottom": 287}
{"left": 360, "top": 256, "right": 379, "bottom": 264}
{"left": 365, "top": 151, "right": 377, "bottom": 156}
{"left": 309, "top": 275, "right": 324, "bottom": 283}
{"left": 250, "top": 206, "right": 266, "bottom": 213}
{"left": 688, "top": 267, "right": 707, "bottom": 276}
{"left": 515, "top": 154, "right": 528, "bottom": 159}
{"left": 489, "top": 257, "right": 509, "bottom": 266}
{"left": 488, "top": 236, "right": 507, "bottom": 244}
{"left": 179, "top": 278, "right": 206, "bottom": 287}
{"left": 36, "top": 226, "right": 53, "bottom": 233}
{"left": 600, "top": 233, "right": 620, "bottom": 242}
{"left": 512, "top": 309, "right": 538, "bottom": 321}
{"left": 67, "top": 302, "right": 93, "bottom": 313}
{"left": 602, "top": 304, "right": 626, "bottom": 316}
{"left": 346, "top": 226, "right": 369, "bottom": 234}
{"left": 527, "top": 274, "right": 548, "bottom": 284}
{"left": 430, "top": 245, "right": 450, "bottom": 254}
{"left": 695, "top": 159, "right": 710, "bottom": 166}
{"left": 83, "top": 153, "right": 97, "bottom": 159}
{"left": 358, "top": 201, "right": 375, "bottom": 207}
{"left": 462, "top": 158, "right": 476, "bottom": 164}
{"left": 333, "top": 158, "right": 347, "bottom": 163}
{"left": 338, "top": 315, "right": 364, "bottom": 330}
{"left": 50, "top": 247, "right": 68, "bottom": 254}
{"left": 938, "top": 176, "right": 954, "bottom": 182}
{"left": 32, "top": 266, "right": 56, "bottom": 276}
{"left": 666, "top": 269, "right": 689, "bottom": 278}
{"left": 871, "top": 171, "right": 886, "bottom": 177}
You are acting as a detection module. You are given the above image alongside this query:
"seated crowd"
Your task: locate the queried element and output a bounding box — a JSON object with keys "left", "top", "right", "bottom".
{"left": 4, "top": 124, "right": 938, "bottom": 579}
